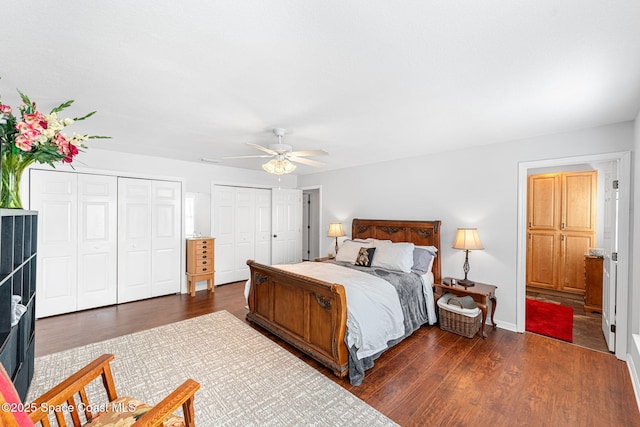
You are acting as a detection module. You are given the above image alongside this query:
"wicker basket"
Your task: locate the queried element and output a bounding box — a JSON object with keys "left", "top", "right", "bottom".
{"left": 438, "top": 306, "right": 481, "bottom": 339}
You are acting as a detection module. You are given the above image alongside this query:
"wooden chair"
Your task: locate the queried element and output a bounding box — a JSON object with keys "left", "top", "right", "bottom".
{"left": 0, "top": 354, "right": 199, "bottom": 427}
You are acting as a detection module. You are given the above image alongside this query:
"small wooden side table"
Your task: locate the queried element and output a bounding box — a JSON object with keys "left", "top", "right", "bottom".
{"left": 435, "top": 277, "right": 498, "bottom": 338}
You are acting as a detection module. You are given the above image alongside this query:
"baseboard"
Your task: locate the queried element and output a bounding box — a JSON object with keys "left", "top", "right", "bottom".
{"left": 628, "top": 335, "right": 640, "bottom": 411}
{"left": 496, "top": 321, "right": 518, "bottom": 333}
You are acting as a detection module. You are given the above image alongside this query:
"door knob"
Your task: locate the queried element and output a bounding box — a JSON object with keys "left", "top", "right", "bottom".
{"left": 273, "top": 234, "right": 277, "bottom": 238}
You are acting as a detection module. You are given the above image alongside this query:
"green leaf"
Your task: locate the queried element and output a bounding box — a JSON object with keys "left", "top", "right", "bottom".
{"left": 87, "top": 135, "right": 111, "bottom": 139}
{"left": 74, "top": 111, "right": 96, "bottom": 121}
{"left": 17, "top": 89, "right": 31, "bottom": 106}
{"left": 50, "top": 99, "right": 74, "bottom": 114}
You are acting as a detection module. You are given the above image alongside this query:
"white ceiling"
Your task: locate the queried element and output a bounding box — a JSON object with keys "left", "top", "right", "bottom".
{"left": 2, "top": 1, "right": 640, "bottom": 174}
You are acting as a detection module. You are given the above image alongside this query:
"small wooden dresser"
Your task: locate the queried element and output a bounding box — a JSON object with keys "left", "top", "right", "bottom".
{"left": 583, "top": 255, "right": 603, "bottom": 313}
{"left": 186, "top": 237, "right": 215, "bottom": 296}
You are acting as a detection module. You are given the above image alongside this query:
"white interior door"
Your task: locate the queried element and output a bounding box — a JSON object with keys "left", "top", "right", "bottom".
{"left": 31, "top": 170, "right": 78, "bottom": 318}
{"left": 213, "top": 185, "right": 235, "bottom": 284}
{"left": 151, "top": 180, "right": 182, "bottom": 297}
{"left": 234, "top": 188, "right": 255, "bottom": 280}
{"left": 77, "top": 174, "right": 117, "bottom": 310}
{"left": 602, "top": 163, "right": 618, "bottom": 352}
{"left": 255, "top": 189, "right": 272, "bottom": 264}
{"left": 271, "top": 188, "right": 302, "bottom": 265}
{"left": 118, "top": 178, "right": 152, "bottom": 303}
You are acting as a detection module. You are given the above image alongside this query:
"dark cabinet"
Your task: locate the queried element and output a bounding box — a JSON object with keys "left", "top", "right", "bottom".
{"left": 0, "top": 209, "right": 37, "bottom": 401}
{"left": 583, "top": 255, "right": 603, "bottom": 313}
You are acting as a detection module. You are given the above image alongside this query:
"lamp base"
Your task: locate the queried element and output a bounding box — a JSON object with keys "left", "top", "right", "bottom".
{"left": 457, "top": 278, "right": 475, "bottom": 287}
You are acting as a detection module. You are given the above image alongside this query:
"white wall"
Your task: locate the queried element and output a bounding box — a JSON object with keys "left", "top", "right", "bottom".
{"left": 26, "top": 147, "right": 298, "bottom": 233}
{"left": 299, "top": 121, "right": 634, "bottom": 331}
{"left": 70, "top": 148, "right": 297, "bottom": 192}
{"left": 629, "top": 110, "right": 640, "bottom": 407}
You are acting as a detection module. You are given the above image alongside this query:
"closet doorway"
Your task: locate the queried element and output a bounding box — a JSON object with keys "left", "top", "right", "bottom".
{"left": 517, "top": 152, "right": 630, "bottom": 360}
{"left": 302, "top": 188, "right": 321, "bottom": 261}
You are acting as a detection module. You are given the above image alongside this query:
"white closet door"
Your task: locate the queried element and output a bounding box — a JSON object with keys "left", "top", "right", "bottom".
{"left": 271, "top": 188, "right": 302, "bottom": 265}
{"left": 255, "top": 189, "right": 272, "bottom": 265}
{"left": 118, "top": 178, "right": 152, "bottom": 303}
{"left": 213, "top": 185, "right": 235, "bottom": 284}
{"left": 151, "top": 180, "right": 182, "bottom": 297}
{"left": 31, "top": 170, "right": 78, "bottom": 318}
{"left": 234, "top": 188, "right": 255, "bottom": 281}
{"left": 77, "top": 174, "right": 117, "bottom": 310}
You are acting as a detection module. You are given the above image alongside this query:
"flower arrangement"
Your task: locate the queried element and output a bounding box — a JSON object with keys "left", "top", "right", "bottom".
{"left": 0, "top": 89, "right": 107, "bottom": 208}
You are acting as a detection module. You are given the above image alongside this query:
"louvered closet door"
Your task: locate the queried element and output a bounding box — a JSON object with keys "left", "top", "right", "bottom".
{"left": 31, "top": 170, "right": 78, "bottom": 318}
{"left": 118, "top": 178, "right": 152, "bottom": 303}
{"left": 151, "top": 180, "right": 182, "bottom": 297}
{"left": 77, "top": 174, "right": 117, "bottom": 310}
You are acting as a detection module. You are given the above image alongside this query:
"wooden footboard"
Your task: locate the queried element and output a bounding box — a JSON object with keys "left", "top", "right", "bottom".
{"left": 245, "top": 260, "right": 349, "bottom": 377}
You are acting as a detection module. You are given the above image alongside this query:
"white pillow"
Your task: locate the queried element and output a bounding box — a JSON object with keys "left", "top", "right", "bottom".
{"left": 336, "top": 240, "right": 373, "bottom": 263}
{"left": 371, "top": 242, "right": 415, "bottom": 273}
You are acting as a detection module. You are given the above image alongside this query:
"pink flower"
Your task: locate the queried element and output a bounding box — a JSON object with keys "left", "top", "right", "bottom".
{"left": 0, "top": 104, "right": 11, "bottom": 114}
{"left": 55, "top": 133, "right": 71, "bottom": 155}
{"left": 15, "top": 122, "right": 41, "bottom": 140}
{"left": 14, "top": 135, "right": 32, "bottom": 151}
{"left": 24, "top": 112, "right": 47, "bottom": 130}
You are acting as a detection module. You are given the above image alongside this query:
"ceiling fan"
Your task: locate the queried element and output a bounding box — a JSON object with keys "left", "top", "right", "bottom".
{"left": 224, "top": 128, "right": 328, "bottom": 174}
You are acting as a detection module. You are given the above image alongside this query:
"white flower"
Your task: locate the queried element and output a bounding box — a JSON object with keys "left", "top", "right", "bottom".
{"left": 63, "top": 118, "right": 73, "bottom": 126}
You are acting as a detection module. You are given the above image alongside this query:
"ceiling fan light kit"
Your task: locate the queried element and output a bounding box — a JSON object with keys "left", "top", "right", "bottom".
{"left": 262, "top": 157, "right": 297, "bottom": 175}
{"left": 223, "top": 128, "right": 328, "bottom": 175}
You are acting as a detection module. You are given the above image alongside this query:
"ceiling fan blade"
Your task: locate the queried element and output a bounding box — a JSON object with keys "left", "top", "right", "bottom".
{"left": 247, "top": 143, "right": 278, "bottom": 155}
{"left": 288, "top": 156, "right": 326, "bottom": 167}
{"left": 223, "top": 154, "right": 272, "bottom": 159}
{"left": 288, "top": 149, "right": 328, "bottom": 157}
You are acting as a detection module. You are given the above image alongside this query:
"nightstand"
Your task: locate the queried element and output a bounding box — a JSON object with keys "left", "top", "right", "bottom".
{"left": 435, "top": 277, "right": 498, "bottom": 338}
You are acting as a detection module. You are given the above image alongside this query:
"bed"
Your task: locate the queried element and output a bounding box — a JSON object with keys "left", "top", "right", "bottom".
{"left": 245, "top": 218, "right": 441, "bottom": 385}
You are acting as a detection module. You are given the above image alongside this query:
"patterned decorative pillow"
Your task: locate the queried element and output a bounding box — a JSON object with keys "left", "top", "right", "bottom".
{"left": 355, "top": 247, "right": 376, "bottom": 267}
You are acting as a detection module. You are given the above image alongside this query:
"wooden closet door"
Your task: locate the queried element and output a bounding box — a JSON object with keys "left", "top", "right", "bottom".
{"left": 526, "top": 170, "right": 597, "bottom": 295}
{"left": 528, "top": 174, "right": 560, "bottom": 230}
{"left": 560, "top": 233, "right": 595, "bottom": 293}
{"left": 526, "top": 232, "right": 558, "bottom": 290}
{"left": 562, "top": 171, "right": 597, "bottom": 232}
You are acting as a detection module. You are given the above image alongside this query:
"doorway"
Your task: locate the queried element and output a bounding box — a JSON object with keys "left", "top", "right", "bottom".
{"left": 517, "top": 152, "right": 631, "bottom": 360}
{"left": 302, "top": 187, "right": 322, "bottom": 261}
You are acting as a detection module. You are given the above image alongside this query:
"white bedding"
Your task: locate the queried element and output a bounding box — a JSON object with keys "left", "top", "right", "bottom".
{"left": 244, "top": 262, "right": 438, "bottom": 359}
{"left": 273, "top": 262, "right": 405, "bottom": 359}
{"left": 421, "top": 271, "right": 438, "bottom": 325}
{"left": 245, "top": 262, "right": 404, "bottom": 359}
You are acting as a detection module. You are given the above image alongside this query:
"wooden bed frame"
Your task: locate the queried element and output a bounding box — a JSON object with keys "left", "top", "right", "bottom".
{"left": 245, "top": 218, "right": 442, "bottom": 378}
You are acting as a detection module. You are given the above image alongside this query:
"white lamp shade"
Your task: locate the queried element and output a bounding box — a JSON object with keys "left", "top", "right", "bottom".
{"left": 452, "top": 228, "right": 484, "bottom": 250}
{"left": 327, "top": 223, "right": 346, "bottom": 237}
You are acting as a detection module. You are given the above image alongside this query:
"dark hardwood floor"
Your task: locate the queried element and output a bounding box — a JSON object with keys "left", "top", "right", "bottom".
{"left": 35, "top": 282, "right": 640, "bottom": 426}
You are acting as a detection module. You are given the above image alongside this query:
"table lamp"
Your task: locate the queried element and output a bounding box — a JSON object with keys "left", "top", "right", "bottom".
{"left": 452, "top": 228, "right": 484, "bottom": 286}
{"left": 327, "top": 223, "right": 346, "bottom": 255}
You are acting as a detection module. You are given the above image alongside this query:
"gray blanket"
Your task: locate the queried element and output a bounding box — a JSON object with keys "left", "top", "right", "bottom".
{"left": 331, "top": 261, "right": 429, "bottom": 385}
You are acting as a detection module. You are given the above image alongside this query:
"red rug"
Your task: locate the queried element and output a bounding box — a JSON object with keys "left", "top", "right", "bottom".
{"left": 525, "top": 299, "right": 573, "bottom": 342}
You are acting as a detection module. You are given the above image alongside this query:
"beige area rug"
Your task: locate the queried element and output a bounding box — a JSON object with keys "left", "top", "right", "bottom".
{"left": 28, "top": 310, "right": 397, "bottom": 426}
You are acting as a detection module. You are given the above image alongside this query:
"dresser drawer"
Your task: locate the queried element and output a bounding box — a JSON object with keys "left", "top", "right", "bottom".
{"left": 193, "top": 265, "right": 213, "bottom": 274}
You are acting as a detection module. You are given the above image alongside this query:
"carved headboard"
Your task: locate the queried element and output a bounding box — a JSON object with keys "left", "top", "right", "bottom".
{"left": 351, "top": 218, "right": 442, "bottom": 283}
